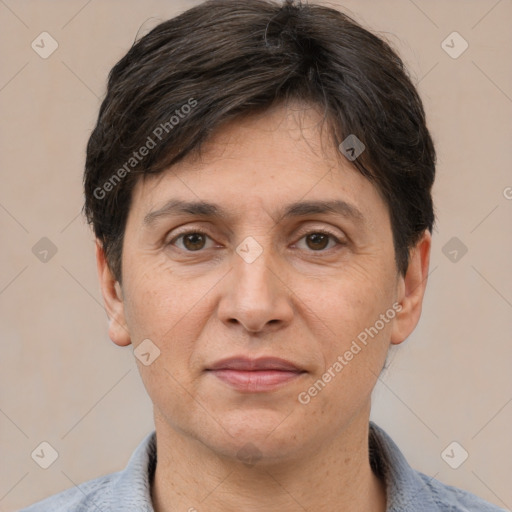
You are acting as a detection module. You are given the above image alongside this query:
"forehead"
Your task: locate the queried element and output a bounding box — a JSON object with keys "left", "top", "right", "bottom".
{"left": 128, "top": 104, "right": 387, "bottom": 232}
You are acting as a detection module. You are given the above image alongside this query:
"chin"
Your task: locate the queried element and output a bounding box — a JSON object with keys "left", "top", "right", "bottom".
{"left": 198, "top": 409, "right": 306, "bottom": 464}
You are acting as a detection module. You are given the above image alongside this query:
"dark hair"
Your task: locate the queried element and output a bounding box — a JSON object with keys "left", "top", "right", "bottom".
{"left": 83, "top": 0, "right": 436, "bottom": 284}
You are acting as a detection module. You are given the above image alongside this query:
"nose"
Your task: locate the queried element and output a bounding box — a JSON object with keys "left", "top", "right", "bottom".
{"left": 217, "top": 245, "right": 294, "bottom": 334}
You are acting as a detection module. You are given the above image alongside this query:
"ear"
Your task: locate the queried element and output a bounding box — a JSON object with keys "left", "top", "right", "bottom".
{"left": 95, "top": 240, "right": 132, "bottom": 347}
{"left": 390, "top": 230, "right": 431, "bottom": 345}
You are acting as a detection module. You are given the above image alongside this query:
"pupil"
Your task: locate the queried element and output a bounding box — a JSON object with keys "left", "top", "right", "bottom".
{"left": 308, "top": 233, "right": 328, "bottom": 250}
{"left": 184, "top": 233, "right": 205, "bottom": 250}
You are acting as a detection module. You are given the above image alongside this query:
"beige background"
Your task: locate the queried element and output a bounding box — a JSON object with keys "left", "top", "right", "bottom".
{"left": 1, "top": 0, "right": 511, "bottom": 510}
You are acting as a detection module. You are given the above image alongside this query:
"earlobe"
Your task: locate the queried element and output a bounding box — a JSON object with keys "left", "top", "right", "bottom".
{"left": 390, "top": 230, "right": 431, "bottom": 345}
{"left": 95, "top": 240, "right": 132, "bottom": 347}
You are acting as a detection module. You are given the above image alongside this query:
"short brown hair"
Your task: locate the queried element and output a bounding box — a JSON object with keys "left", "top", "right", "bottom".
{"left": 83, "top": 0, "right": 436, "bottom": 283}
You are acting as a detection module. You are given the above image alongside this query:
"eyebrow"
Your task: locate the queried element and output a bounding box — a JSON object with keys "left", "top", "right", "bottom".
{"left": 143, "top": 198, "right": 366, "bottom": 227}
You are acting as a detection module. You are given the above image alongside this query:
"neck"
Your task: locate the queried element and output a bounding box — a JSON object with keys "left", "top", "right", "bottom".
{"left": 151, "top": 404, "right": 386, "bottom": 512}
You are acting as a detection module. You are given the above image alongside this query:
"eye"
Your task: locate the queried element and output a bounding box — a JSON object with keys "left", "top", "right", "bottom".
{"left": 167, "top": 228, "right": 345, "bottom": 253}
{"left": 168, "top": 230, "right": 216, "bottom": 251}
{"left": 294, "top": 230, "right": 344, "bottom": 252}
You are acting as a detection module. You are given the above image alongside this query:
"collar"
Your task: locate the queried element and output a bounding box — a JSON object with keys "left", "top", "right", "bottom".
{"left": 109, "top": 422, "right": 440, "bottom": 512}
{"left": 369, "top": 421, "right": 440, "bottom": 511}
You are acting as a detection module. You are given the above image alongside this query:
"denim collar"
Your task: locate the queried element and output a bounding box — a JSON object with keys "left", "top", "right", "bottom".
{"left": 110, "top": 421, "right": 441, "bottom": 511}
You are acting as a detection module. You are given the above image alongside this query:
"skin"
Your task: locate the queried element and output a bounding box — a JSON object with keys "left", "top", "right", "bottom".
{"left": 97, "top": 102, "right": 431, "bottom": 512}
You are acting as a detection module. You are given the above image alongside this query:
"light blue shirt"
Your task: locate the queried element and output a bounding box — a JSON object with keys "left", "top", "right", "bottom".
{"left": 20, "top": 421, "right": 506, "bottom": 511}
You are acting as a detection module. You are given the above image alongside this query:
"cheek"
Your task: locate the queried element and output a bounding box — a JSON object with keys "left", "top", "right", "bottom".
{"left": 295, "top": 258, "right": 396, "bottom": 403}
{"left": 123, "top": 255, "right": 196, "bottom": 336}
{"left": 300, "top": 256, "right": 396, "bottom": 342}
{"left": 122, "top": 254, "right": 219, "bottom": 375}
{"left": 121, "top": 257, "right": 208, "bottom": 423}
{"left": 123, "top": 279, "right": 170, "bottom": 341}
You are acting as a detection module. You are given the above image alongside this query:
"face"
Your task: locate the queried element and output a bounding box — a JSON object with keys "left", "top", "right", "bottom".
{"left": 98, "top": 103, "right": 430, "bottom": 464}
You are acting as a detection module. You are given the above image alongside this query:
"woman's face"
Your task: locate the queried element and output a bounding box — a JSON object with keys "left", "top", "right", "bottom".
{"left": 102, "top": 104, "right": 424, "bottom": 464}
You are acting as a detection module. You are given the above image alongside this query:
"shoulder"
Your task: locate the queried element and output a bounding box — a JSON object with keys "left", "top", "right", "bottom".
{"left": 418, "top": 471, "right": 508, "bottom": 512}
{"left": 19, "top": 430, "right": 157, "bottom": 511}
{"left": 18, "top": 472, "right": 117, "bottom": 511}
{"left": 368, "top": 422, "right": 506, "bottom": 512}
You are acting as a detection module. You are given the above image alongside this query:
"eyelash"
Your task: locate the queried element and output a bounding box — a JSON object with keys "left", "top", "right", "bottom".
{"left": 167, "top": 228, "right": 345, "bottom": 253}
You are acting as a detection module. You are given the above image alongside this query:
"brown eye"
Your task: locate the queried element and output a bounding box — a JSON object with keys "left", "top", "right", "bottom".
{"left": 169, "top": 230, "right": 214, "bottom": 251}
{"left": 295, "top": 230, "right": 343, "bottom": 252}
{"left": 306, "top": 233, "right": 330, "bottom": 250}
{"left": 182, "top": 233, "right": 206, "bottom": 251}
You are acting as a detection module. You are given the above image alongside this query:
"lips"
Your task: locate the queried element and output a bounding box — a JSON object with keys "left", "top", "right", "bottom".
{"left": 206, "top": 357, "right": 306, "bottom": 392}
{"left": 207, "top": 356, "right": 303, "bottom": 372}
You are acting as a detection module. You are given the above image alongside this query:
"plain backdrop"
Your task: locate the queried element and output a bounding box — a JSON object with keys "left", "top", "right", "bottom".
{"left": 1, "top": 0, "right": 511, "bottom": 510}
